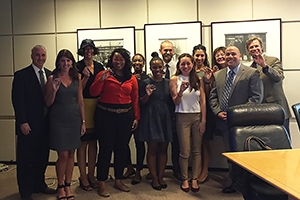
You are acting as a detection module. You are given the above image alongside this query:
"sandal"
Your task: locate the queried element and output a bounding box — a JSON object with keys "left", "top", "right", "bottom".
{"left": 78, "top": 177, "right": 92, "bottom": 191}
{"left": 64, "top": 182, "right": 75, "bottom": 200}
{"left": 87, "top": 176, "right": 98, "bottom": 188}
{"left": 56, "top": 184, "right": 67, "bottom": 200}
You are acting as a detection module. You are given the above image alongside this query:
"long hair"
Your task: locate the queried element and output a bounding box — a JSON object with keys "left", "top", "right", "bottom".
{"left": 192, "top": 44, "right": 210, "bottom": 67}
{"left": 175, "top": 53, "right": 200, "bottom": 92}
{"left": 53, "top": 49, "right": 78, "bottom": 81}
{"left": 106, "top": 48, "right": 132, "bottom": 81}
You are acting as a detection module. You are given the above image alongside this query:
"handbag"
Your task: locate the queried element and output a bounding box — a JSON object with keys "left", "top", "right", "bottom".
{"left": 244, "top": 136, "right": 272, "bottom": 151}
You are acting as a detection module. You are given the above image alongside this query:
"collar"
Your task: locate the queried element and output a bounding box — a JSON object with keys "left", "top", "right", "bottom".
{"left": 32, "top": 64, "right": 45, "bottom": 74}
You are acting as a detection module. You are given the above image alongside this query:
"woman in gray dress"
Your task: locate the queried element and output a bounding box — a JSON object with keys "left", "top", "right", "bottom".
{"left": 45, "top": 49, "right": 86, "bottom": 200}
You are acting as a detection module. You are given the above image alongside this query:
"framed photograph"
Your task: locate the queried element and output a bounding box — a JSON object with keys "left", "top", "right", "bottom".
{"left": 77, "top": 27, "right": 135, "bottom": 67}
{"left": 211, "top": 18, "right": 281, "bottom": 66}
{"left": 144, "top": 21, "right": 202, "bottom": 74}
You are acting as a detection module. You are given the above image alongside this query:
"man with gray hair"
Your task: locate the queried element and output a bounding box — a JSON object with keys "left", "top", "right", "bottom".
{"left": 12, "top": 45, "right": 55, "bottom": 200}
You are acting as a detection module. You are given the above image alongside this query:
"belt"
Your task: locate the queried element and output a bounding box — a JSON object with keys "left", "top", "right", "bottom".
{"left": 97, "top": 104, "right": 132, "bottom": 114}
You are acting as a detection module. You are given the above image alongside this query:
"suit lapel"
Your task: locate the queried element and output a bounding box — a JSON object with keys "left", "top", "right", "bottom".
{"left": 229, "top": 64, "right": 245, "bottom": 97}
{"left": 30, "top": 65, "right": 45, "bottom": 96}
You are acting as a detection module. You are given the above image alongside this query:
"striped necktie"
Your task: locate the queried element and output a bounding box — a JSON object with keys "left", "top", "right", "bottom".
{"left": 221, "top": 70, "right": 235, "bottom": 111}
{"left": 39, "top": 70, "right": 46, "bottom": 95}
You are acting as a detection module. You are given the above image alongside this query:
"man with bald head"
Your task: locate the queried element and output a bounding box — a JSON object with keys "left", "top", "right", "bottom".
{"left": 209, "top": 46, "right": 263, "bottom": 193}
{"left": 12, "top": 45, "right": 55, "bottom": 200}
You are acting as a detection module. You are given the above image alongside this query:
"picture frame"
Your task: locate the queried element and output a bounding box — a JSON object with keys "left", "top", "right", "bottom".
{"left": 211, "top": 18, "right": 282, "bottom": 66}
{"left": 144, "top": 21, "right": 202, "bottom": 74}
{"left": 77, "top": 27, "right": 136, "bottom": 68}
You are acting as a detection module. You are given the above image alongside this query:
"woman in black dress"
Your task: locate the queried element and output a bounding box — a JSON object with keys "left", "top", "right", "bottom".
{"left": 137, "top": 52, "right": 173, "bottom": 190}
{"left": 45, "top": 49, "right": 85, "bottom": 200}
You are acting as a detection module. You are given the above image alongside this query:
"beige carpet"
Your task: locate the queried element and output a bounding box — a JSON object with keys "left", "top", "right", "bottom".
{"left": 0, "top": 165, "right": 243, "bottom": 200}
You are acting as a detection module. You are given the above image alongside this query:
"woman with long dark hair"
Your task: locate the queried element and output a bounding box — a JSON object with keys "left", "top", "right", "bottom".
{"left": 169, "top": 53, "right": 206, "bottom": 193}
{"left": 45, "top": 49, "right": 86, "bottom": 200}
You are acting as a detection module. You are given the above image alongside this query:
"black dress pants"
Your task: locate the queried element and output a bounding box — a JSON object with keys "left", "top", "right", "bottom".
{"left": 16, "top": 125, "right": 49, "bottom": 198}
{"left": 95, "top": 107, "right": 134, "bottom": 181}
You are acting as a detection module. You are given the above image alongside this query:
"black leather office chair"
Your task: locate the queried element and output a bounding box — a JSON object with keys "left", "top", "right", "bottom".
{"left": 292, "top": 103, "right": 300, "bottom": 131}
{"left": 227, "top": 103, "right": 291, "bottom": 200}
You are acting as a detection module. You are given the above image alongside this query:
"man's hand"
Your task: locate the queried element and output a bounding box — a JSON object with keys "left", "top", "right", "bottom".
{"left": 217, "top": 111, "right": 227, "bottom": 121}
{"left": 20, "top": 123, "right": 31, "bottom": 135}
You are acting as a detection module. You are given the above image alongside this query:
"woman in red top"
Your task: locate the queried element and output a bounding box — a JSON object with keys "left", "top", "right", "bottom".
{"left": 90, "top": 48, "right": 140, "bottom": 197}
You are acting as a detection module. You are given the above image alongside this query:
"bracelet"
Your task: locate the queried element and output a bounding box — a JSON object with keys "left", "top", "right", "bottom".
{"left": 82, "top": 120, "right": 86, "bottom": 123}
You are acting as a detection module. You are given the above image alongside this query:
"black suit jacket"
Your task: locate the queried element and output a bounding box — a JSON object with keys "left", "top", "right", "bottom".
{"left": 12, "top": 65, "right": 51, "bottom": 136}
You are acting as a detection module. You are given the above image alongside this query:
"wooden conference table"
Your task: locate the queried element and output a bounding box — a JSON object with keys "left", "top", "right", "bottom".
{"left": 223, "top": 149, "right": 300, "bottom": 199}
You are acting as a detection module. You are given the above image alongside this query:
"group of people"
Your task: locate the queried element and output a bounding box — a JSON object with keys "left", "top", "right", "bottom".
{"left": 12, "top": 36, "right": 290, "bottom": 200}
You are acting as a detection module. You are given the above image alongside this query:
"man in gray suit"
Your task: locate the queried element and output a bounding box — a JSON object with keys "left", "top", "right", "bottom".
{"left": 209, "top": 45, "right": 263, "bottom": 193}
{"left": 246, "top": 36, "right": 291, "bottom": 135}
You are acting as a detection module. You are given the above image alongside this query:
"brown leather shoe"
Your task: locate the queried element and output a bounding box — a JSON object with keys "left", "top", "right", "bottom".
{"left": 98, "top": 189, "right": 110, "bottom": 197}
{"left": 114, "top": 183, "right": 130, "bottom": 192}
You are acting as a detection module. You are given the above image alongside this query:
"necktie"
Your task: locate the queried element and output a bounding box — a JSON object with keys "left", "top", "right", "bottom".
{"left": 39, "top": 70, "right": 46, "bottom": 94}
{"left": 165, "top": 64, "right": 170, "bottom": 79}
{"left": 38, "top": 70, "right": 47, "bottom": 116}
{"left": 251, "top": 61, "right": 257, "bottom": 68}
{"left": 221, "top": 70, "right": 235, "bottom": 111}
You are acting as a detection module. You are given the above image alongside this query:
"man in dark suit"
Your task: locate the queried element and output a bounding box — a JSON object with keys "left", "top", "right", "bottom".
{"left": 209, "top": 46, "right": 263, "bottom": 193}
{"left": 246, "top": 36, "right": 291, "bottom": 135}
{"left": 12, "top": 45, "right": 55, "bottom": 200}
{"left": 159, "top": 40, "right": 181, "bottom": 181}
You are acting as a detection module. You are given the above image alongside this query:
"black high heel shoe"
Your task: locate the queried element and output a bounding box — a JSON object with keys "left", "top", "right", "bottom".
{"left": 56, "top": 184, "right": 67, "bottom": 200}
{"left": 64, "top": 181, "right": 75, "bottom": 200}
{"left": 151, "top": 181, "right": 161, "bottom": 190}
{"left": 87, "top": 176, "right": 98, "bottom": 189}
{"left": 78, "top": 177, "right": 92, "bottom": 191}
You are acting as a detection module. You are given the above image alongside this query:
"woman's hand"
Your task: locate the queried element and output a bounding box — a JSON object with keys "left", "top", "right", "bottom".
{"left": 198, "top": 121, "right": 206, "bottom": 135}
{"left": 131, "top": 119, "right": 138, "bottom": 131}
{"left": 82, "top": 67, "right": 91, "bottom": 77}
{"left": 204, "top": 67, "right": 213, "bottom": 82}
{"left": 80, "top": 123, "right": 86, "bottom": 136}
{"left": 99, "top": 70, "right": 112, "bottom": 81}
{"left": 145, "top": 84, "right": 156, "bottom": 96}
{"left": 212, "top": 65, "right": 219, "bottom": 73}
{"left": 52, "top": 78, "right": 61, "bottom": 91}
{"left": 179, "top": 81, "right": 189, "bottom": 94}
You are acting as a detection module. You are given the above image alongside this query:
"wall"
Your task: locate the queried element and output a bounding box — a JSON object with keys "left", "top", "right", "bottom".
{"left": 0, "top": 0, "right": 299, "bottom": 168}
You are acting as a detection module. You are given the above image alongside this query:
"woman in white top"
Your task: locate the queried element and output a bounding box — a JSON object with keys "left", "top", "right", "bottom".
{"left": 169, "top": 53, "right": 206, "bottom": 193}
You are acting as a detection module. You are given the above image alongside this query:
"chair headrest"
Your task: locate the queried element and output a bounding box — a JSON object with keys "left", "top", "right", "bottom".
{"left": 227, "top": 103, "right": 285, "bottom": 129}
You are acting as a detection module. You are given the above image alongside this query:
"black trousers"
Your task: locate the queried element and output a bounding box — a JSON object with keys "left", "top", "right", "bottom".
{"left": 125, "top": 132, "right": 145, "bottom": 171}
{"left": 171, "top": 123, "right": 180, "bottom": 174}
{"left": 16, "top": 123, "right": 49, "bottom": 198}
{"left": 95, "top": 107, "right": 134, "bottom": 181}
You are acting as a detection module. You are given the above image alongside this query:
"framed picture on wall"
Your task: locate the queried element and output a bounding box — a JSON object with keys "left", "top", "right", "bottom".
{"left": 144, "top": 21, "right": 202, "bottom": 74}
{"left": 77, "top": 27, "right": 136, "bottom": 68}
{"left": 211, "top": 18, "right": 282, "bottom": 66}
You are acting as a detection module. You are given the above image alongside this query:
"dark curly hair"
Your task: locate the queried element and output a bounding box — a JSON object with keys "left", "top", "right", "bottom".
{"left": 52, "top": 49, "right": 78, "bottom": 81}
{"left": 175, "top": 53, "right": 200, "bottom": 92}
{"left": 106, "top": 48, "right": 132, "bottom": 81}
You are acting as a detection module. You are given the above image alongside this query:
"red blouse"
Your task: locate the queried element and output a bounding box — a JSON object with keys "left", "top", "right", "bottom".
{"left": 90, "top": 70, "right": 140, "bottom": 120}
